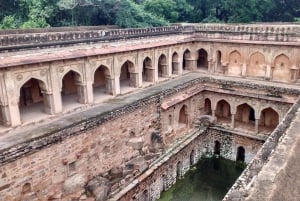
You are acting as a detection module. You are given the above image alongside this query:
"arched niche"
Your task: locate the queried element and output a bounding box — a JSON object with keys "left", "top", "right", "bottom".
{"left": 259, "top": 107, "right": 279, "bottom": 133}
{"left": 19, "top": 78, "right": 50, "bottom": 123}
{"left": 142, "top": 57, "right": 154, "bottom": 83}
{"left": 172, "top": 52, "right": 180, "bottom": 74}
{"left": 228, "top": 50, "right": 242, "bottom": 76}
{"left": 61, "top": 70, "right": 83, "bottom": 110}
{"left": 272, "top": 54, "right": 291, "bottom": 82}
{"left": 158, "top": 54, "right": 168, "bottom": 78}
{"left": 197, "top": 49, "right": 208, "bottom": 70}
{"left": 215, "top": 99, "right": 231, "bottom": 124}
{"left": 247, "top": 52, "right": 266, "bottom": 78}
{"left": 93, "top": 65, "right": 113, "bottom": 99}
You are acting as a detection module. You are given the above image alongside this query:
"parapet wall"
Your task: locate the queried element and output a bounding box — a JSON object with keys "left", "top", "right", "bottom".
{"left": 2, "top": 23, "right": 300, "bottom": 52}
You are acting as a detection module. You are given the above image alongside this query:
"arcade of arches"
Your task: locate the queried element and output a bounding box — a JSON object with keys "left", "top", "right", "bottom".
{"left": 0, "top": 41, "right": 298, "bottom": 128}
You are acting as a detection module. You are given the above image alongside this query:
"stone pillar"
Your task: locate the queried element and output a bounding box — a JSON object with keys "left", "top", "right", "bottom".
{"left": 106, "top": 77, "right": 115, "bottom": 95}
{"left": 269, "top": 66, "right": 275, "bottom": 80}
{"left": 42, "top": 91, "right": 58, "bottom": 114}
{"left": 223, "top": 64, "right": 229, "bottom": 75}
{"left": 255, "top": 119, "right": 259, "bottom": 134}
{"left": 115, "top": 77, "right": 121, "bottom": 95}
{"left": 8, "top": 101, "right": 21, "bottom": 127}
{"left": 241, "top": 63, "right": 247, "bottom": 77}
{"left": 208, "top": 59, "right": 213, "bottom": 73}
{"left": 0, "top": 105, "right": 10, "bottom": 126}
{"left": 77, "top": 83, "right": 88, "bottom": 104}
{"left": 85, "top": 80, "right": 94, "bottom": 104}
{"left": 231, "top": 114, "right": 235, "bottom": 129}
{"left": 146, "top": 68, "right": 155, "bottom": 82}
{"left": 212, "top": 110, "right": 216, "bottom": 118}
{"left": 290, "top": 68, "right": 298, "bottom": 82}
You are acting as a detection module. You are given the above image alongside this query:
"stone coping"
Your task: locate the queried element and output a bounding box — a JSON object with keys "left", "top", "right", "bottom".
{"left": 0, "top": 73, "right": 299, "bottom": 166}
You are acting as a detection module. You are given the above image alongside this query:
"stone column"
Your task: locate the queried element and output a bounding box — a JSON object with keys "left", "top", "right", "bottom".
{"left": 105, "top": 77, "right": 115, "bottom": 95}
{"left": 208, "top": 59, "right": 213, "bottom": 73}
{"left": 85, "top": 80, "right": 94, "bottom": 104}
{"left": 241, "top": 63, "right": 247, "bottom": 77}
{"left": 42, "top": 91, "right": 58, "bottom": 114}
{"left": 146, "top": 68, "right": 155, "bottom": 82}
{"left": 231, "top": 114, "right": 235, "bottom": 129}
{"left": 212, "top": 110, "right": 216, "bottom": 118}
{"left": 290, "top": 68, "right": 298, "bottom": 82}
{"left": 77, "top": 83, "right": 88, "bottom": 104}
{"left": 223, "top": 64, "right": 229, "bottom": 75}
{"left": 8, "top": 99, "right": 21, "bottom": 127}
{"left": 0, "top": 105, "right": 10, "bottom": 126}
{"left": 255, "top": 119, "right": 259, "bottom": 134}
{"left": 269, "top": 66, "right": 275, "bottom": 80}
{"left": 114, "top": 77, "right": 121, "bottom": 95}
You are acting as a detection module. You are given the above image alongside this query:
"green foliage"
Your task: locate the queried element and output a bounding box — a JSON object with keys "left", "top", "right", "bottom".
{"left": 0, "top": 15, "right": 18, "bottom": 29}
{"left": 116, "top": 0, "right": 168, "bottom": 28}
{"left": 0, "top": 0, "right": 300, "bottom": 29}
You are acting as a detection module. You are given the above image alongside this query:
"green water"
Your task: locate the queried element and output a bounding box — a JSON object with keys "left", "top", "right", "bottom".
{"left": 158, "top": 157, "right": 245, "bottom": 201}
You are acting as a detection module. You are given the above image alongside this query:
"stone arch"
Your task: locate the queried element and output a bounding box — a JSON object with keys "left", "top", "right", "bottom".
{"left": 197, "top": 48, "right": 208, "bottom": 70}
{"left": 204, "top": 98, "right": 212, "bottom": 115}
{"left": 22, "top": 183, "right": 32, "bottom": 195}
{"left": 272, "top": 54, "right": 291, "bottom": 82}
{"left": 178, "top": 105, "right": 188, "bottom": 126}
{"left": 172, "top": 52, "right": 180, "bottom": 74}
{"left": 215, "top": 50, "right": 223, "bottom": 73}
{"left": 176, "top": 161, "right": 182, "bottom": 178}
{"left": 142, "top": 57, "right": 154, "bottom": 82}
{"left": 247, "top": 51, "right": 266, "bottom": 78}
{"left": 161, "top": 174, "right": 167, "bottom": 191}
{"left": 228, "top": 50, "right": 242, "bottom": 76}
{"left": 259, "top": 107, "right": 279, "bottom": 132}
{"left": 120, "top": 60, "right": 137, "bottom": 93}
{"left": 61, "top": 70, "right": 83, "bottom": 108}
{"left": 93, "top": 65, "right": 113, "bottom": 97}
{"left": 158, "top": 54, "right": 168, "bottom": 78}
{"left": 214, "top": 140, "right": 221, "bottom": 155}
{"left": 235, "top": 103, "right": 255, "bottom": 131}
{"left": 183, "top": 49, "right": 192, "bottom": 70}
{"left": 18, "top": 78, "right": 50, "bottom": 123}
{"left": 215, "top": 99, "right": 231, "bottom": 124}
{"left": 190, "top": 149, "right": 195, "bottom": 166}
{"left": 236, "top": 146, "right": 245, "bottom": 162}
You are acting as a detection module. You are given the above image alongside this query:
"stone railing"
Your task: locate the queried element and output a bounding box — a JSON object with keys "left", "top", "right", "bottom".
{"left": 223, "top": 95, "right": 300, "bottom": 201}
{"left": 193, "top": 23, "right": 300, "bottom": 43}
{"left": 0, "top": 25, "right": 194, "bottom": 52}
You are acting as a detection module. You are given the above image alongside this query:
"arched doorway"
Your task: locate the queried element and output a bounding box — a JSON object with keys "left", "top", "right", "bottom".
{"left": 161, "top": 174, "right": 167, "bottom": 191}
{"left": 272, "top": 54, "right": 291, "bottom": 82}
{"left": 235, "top": 103, "right": 255, "bottom": 131}
{"left": 228, "top": 50, "right": 242, "bottom": 76}
{"left": 215, "top": 50, "right": 222, "bottom": 73}
{"left": 179, "top": 105, "right": 188, "bottom": 126}
{"left": 236, "top": 146, "right": 245, "bottom": 162}
{"left": 197, "top": 49, "right": 208, "bottom": 70}
{"left": 158, "top": 54, "right": 168, "bottom": 78}
{"left": 183, "top": 49, "right": 191, "bottom": 71}
{"left": 19, "top": 78, "right": 49, "bottom": 123}
{"left": 61, "top": 70, "right": 83, "bottom": 110}
{"left": 214, "top": 141, "right": 221, "bottom": 155}
{"left": 190, "top": 150, "right": 195, "bottom": 166}
{"left": 247, "top": 52, "right": 266, "bottom": 78}
{"left": 93, "top": 65, "right": 112, "bottom": 100}
{"left": 204, "top": 98, "right": 212, "bottom": 115}
{"left": 176, "top": 161, "right": 182, "bottom": 178}
{"left": 215, "top": 100, "right": 231, "bottom": 124}
{"left": 259, "top": 107, "right": 279, "bottom": 133}
{"left": 120, "top": 61, "right": 136, "bottom": 93}
{"left": 142, "top": 57, "right": 154, "bottom": 83}
{"left": 172, "top": 52, "right": 179, "bottom": 74}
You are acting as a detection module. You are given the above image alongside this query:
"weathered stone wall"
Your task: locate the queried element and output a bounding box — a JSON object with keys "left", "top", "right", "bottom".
{"left": 0, "top": 97, "right": 159, "bottom": 200}
{"left": 114, "top": 127, "right": 263, "bottom": 201}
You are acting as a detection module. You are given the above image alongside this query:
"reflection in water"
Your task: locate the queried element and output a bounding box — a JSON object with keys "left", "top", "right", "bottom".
{"left": 158, "top": 157, "right": 245, "bottom": 201}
